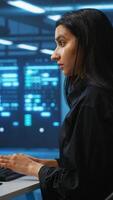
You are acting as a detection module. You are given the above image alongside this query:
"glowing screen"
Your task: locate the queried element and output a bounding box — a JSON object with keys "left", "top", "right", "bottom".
{"left": 0, "top": 63, "right": 61, "bottom": 148}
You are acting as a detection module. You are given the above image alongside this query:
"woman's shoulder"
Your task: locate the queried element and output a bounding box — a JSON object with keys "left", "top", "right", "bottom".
{"left": 82, "top": 84, "right": 113, "bottom": 110}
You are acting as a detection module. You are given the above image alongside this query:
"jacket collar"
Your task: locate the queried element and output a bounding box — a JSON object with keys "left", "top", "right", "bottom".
{"left": 67, "top": 78, "right": 88, "bottom": 107}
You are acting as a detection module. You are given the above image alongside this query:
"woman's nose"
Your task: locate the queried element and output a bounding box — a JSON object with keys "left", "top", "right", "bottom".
{"left": 51, "top": 50, "right": 60, "bottom": 61}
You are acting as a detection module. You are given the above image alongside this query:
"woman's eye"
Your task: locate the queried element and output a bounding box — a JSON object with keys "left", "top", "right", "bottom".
{"left": 59, "top": 41, "right": 65, "bottom": 47}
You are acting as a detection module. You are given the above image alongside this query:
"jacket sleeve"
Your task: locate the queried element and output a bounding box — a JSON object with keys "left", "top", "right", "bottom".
{"left": 39, "top": 165, "right": 79, "bottom": 200}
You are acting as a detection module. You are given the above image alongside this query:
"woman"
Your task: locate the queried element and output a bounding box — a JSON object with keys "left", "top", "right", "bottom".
{"left": 0, "top": 8, "right": 113, "bottom": 199}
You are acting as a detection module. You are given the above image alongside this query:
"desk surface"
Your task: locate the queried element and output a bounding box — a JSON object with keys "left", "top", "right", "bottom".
{"left": 0, "top": 176, "right": 39, "bottom": 200}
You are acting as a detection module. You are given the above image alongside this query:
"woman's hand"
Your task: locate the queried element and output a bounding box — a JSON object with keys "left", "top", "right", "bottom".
{"left": 28, "top": 156, "right": 59, "bottom": 167}
{"left": 0, "top": 154, "right": 43, "bottom": 178}
{"left": 37, "top": 159, "right": 59, "bottom": 167}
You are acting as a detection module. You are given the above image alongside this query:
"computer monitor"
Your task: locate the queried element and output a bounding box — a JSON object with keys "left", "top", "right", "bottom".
{"left": 0, "top": 60, "right": 61, "bottom": 148}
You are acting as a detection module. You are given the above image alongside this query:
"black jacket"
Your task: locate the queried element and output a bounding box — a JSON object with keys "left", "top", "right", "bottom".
{"left": 39, "top": 79, "right": 113, "bottom": 200}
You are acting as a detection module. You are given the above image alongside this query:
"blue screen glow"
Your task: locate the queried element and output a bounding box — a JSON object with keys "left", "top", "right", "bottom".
{"left": 0, "top": 63, "right": 61, "bottom": 148}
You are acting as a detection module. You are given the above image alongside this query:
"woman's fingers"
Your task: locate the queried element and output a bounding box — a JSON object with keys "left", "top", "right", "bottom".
{"left": 0, "top": 155, "right": 9, "bottom": 159}
{"left": 0, "top": 155, "right": 16, "bottom": 168}
{"left": 0, "top": 157, "right": 9, "bottom": 168}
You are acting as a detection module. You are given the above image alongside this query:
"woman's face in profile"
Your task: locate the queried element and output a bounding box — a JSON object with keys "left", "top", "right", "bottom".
{"left": 51, "top": 25, "right": 79, "bottom": 76}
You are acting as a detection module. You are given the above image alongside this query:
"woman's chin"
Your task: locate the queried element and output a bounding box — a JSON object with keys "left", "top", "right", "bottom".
{"left": 63, "top": 71, "right": 71, "bottom": 76}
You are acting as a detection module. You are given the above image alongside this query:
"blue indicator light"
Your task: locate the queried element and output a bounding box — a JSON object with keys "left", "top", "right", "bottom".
{"left": 0, "top": 107, "right": 3, "bottom": 111}
{"left": 39, "top": 127, "right": 45, "bottom": 133}
{"left": 36, "top": 95, "right": 41, "bottom": 98}
{"left": 53, "top": 122, "right": 60, "bottom": 126}
{"left": 43, "top": 82, "right": 48, "bottom": 85}
{"left": 2, "top": 103, "right": 10, "bottom": 107}
{"left": 26, "top": 70, "right": 33, "bottom": 74}
{"left": 26, "top": 66, "right": 58, "bottom": 70}
{"left": 11, "top": 103, "right": 18, "bottom": 107}
{"left": 24, "top": 114, "right": 32, "bottom": 126}
{"left": 41, "top": 112, "right": 51, "bottom": 117}
{"left": 2, "top": 78, "right": 18, "bottom": 82}
{"left": 12, "top": 82, "right": 19, "bottom": 87}
{"left": 1, "top": 112, "right": 11, "bottom": 117}
{"left": 42, "top": 77, "right": 58, "bottom": 82}
{"left": 27, "top": 94, "right": 33, "bottom": 98}
{"left": 51, "top": 103, "right": 55, "bottom": 107}
{"left": 25, "top": 99, "right": 31, "bottom": 103}
{"left": 42, "top": 103, "right": 46, "bottom": 107}
{"left": 33, "top": 106, "right": 44, "bottom": 111}
{"left": 24, "top": 103, "right": 32, "bottom": 107}
{"left": 13, "top": 121, "right": 19, "bottom": 126}
{"left": 2, "top": 73, "right": 18, "bottom": 78}
{"left": 52, "top": 82, "right": 57, "bottom": 86}
{"left": 0, "top": 127, "right": 4, "bottom": 132}
{"left": 2, "top": 83, "right": 12, "bottom": 87}
{"left": 25, "top": 107, "right": 32, "bottom": 111}
{"left": 0, "top": 66, "right": 18, "bottom": 70}
{"left": 25, "top": 83, "right": 31, "bottom": 87}
{"left": 34, "top": 99, "right": 41, "bottom": 103}
{"left": 41, "top": 73, "right": 49, "bottom": 77}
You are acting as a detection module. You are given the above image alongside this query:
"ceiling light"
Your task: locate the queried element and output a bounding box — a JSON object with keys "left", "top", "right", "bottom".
{"left": 77, "top": 4, "right": 113, "bottom": 10}
{"left": 40, "top": 49, "right": 54, "bottom": 55}
{"left": 17, "top": 44, "right": 38, "bottom": 51}
{"left": 8, "top": 0, "right": 45, "bottom": 13}
{"left": 44, "top": 6, "right": 73, "bottom": 12}
{"left": 0, "top": 39, "right": 13, "bottom": 45}
{"left": 48, "top": 15, "right": 61, "bottom": 21}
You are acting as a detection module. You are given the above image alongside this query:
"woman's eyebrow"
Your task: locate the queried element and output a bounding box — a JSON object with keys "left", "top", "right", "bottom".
{"left": 55, "top": 35, "right": 66, "bottom": 42}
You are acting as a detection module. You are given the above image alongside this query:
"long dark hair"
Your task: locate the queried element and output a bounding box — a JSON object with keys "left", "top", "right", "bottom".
{"left": 56, "top": 9, "right": 113, "bottom": 104}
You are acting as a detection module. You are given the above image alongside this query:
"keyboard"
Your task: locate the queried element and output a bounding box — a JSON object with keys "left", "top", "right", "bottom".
{"left": 0, "top": 168, "right": 25, "bottom": 181}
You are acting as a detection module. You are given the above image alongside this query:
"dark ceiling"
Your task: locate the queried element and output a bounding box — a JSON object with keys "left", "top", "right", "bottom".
{"left": 0, "top": 0, "right": 113, "bottom": 58}
{"left": 0, "top": 0, "right": 113, "bottom": 28}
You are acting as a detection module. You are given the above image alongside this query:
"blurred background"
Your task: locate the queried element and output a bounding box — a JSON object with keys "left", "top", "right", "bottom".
{"left": 0, "top": 0, "right": 113, "bottom": 199}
